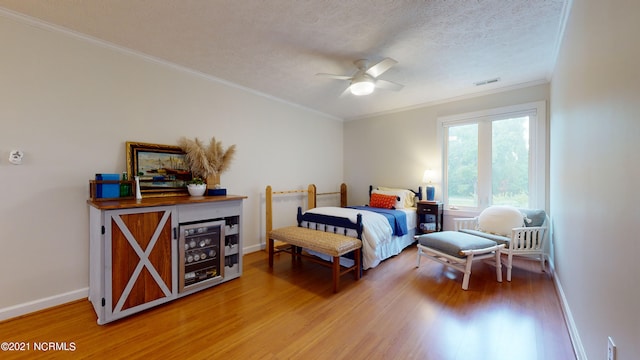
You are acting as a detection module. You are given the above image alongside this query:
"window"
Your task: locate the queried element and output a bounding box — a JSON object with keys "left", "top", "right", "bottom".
{"left": 439, "top": 101, "right": 546, "bottom": 211}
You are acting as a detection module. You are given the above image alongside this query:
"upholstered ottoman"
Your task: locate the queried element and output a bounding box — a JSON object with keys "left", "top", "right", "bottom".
{"left": 416, "top": 231, "right": 504, "bottom": 290}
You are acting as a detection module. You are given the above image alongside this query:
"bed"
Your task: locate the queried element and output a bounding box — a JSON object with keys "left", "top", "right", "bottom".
{"left": 266, "top": 184, "right": 421, "bottom": 270}
{"left": 306, "top": 185, "right": 421, "bottom": 269}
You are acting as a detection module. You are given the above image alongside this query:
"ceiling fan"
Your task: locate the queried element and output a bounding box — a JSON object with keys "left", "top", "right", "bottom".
{"left": 316, "top": 58, "right": 404, "bottom": 96}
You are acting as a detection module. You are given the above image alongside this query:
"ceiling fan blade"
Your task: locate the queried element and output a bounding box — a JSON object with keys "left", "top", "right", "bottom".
{"left": 375, "top": 79, "right": 404, "bottom": 91}
{"left": 339, "top": 85, "right": 353, "bottom": 97}
{"left": 316, "top": 73, "right": 352, "bottom": 80}
{"left": 365, "top": 58, "right": 398, "bottom": 78}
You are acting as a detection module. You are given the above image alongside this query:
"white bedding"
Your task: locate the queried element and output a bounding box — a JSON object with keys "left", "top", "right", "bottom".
{"left": 304, "top": 206, "right": 416, "bottom": 269}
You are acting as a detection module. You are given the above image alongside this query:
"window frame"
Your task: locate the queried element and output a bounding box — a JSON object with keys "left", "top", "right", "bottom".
{"left": 437, "top": 101, "right": 547, "bottom": 213}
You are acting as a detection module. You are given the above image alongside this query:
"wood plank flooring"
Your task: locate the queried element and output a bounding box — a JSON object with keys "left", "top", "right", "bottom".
{"left": 0, "top": 245, "right": 575, "bottom": 359}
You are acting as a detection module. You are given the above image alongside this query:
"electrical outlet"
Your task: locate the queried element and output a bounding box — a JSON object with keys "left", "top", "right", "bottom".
{"left": 608, "top": 337, "right": 616, "bottom": 360}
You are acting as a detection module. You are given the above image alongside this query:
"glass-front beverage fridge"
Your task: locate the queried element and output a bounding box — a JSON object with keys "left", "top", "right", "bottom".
{"left": 178, "top": 220, "right": 225, "bottom": 294}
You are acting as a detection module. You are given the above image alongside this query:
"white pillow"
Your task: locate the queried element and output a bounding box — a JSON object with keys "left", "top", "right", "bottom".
{"left": 376, "top": 187, "right": 416, "bottom": 208}
{"left": 372, "top": 189, "right": 405, "bottom": 209}
{"left": 478, "top": 205, "right": 524, "bottom": 236}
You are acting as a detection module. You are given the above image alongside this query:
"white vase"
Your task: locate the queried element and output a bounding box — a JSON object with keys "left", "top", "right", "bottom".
{"left": 135, "top": 176, "right": 142, "bottom": 200}
{"left": 187, "top": 184, "right": 206, "bottom": 196}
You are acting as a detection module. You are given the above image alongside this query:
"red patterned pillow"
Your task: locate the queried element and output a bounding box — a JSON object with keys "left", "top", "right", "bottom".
{"left": 370, "top": 193, "right": 397, "bottom": 209}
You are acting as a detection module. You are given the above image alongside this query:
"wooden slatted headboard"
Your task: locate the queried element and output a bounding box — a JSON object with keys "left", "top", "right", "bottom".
{"left": 368, "top": 185, "right": 423, "bottom": 202}
{"left": 265, "top": 183, "right": 347, "bottom": 250}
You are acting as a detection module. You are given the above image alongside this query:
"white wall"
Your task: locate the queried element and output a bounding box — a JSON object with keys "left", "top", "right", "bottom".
{"left": 0, "top": 12, "right": 343, "bottom": 316}
{"left": 550, "top": 0, "right": 640, "bottom": 359}
{"left": 343, "top": 84, "right": 549, "bottom": 212}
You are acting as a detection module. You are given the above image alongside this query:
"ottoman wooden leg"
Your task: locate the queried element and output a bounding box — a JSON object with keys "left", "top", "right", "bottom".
{"left": 495, "top": 248, "right": 503, "bottom": 283}
{"left": 462, "top": 253, "right": 475, "bottom": 290}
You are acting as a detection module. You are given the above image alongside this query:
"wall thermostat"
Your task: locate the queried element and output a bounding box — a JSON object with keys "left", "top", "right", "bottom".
{"left": 9, "top": 150, "right": 24, "bottom": 165}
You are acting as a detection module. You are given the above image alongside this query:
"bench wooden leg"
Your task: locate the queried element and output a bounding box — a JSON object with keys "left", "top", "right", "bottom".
{"left": 268, "top": 236, "right": 361, "bottom": 293}
{"left": 268, "top": 238, "right": 274, "bottom": 268}
{"left": 332, "top": 256, "right": 340, "bottom": 293}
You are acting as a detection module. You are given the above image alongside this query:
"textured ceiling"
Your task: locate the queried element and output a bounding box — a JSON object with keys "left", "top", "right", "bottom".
{"left": 0, "top": 1, "right": 567, "bottom": 120}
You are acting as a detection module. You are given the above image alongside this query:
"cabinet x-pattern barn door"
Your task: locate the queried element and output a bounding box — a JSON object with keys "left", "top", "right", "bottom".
{"left": 104, "top": 206, "right": 177, "bottom": 321}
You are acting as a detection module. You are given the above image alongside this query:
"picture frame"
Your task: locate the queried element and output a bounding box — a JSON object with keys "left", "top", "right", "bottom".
{"left": 126, "top": 141, "right": 192, "bottom": 197}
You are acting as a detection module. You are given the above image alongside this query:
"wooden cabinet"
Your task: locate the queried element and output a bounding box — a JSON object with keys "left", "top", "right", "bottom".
{"left": 416, "top": 201, "right": 443, "bottom": 234}
{"left": 88, "top": 196, "right": 245, "bottom": 324}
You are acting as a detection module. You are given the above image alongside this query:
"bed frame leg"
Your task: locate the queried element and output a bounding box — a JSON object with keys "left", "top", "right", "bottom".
{"left": 354, "top": 249, "right": 361, "bottom": 281}
{"left": 291, "top": 246, "right": 300, "bottom": 263}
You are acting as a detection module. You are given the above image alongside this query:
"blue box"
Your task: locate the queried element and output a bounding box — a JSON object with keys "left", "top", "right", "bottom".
{"left": 95, "top": 173, "right": 120, "bottom": 198}
{"left": 207, "top": 188, "right": 227, "bottom": 196}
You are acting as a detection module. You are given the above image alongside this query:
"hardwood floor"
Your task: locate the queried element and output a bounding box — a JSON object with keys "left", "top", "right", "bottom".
{"left": 0, "top": 245, "right": 575, "bottom": 359}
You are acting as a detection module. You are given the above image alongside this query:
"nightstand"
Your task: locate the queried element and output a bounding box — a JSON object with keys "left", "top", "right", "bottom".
{"left": 416, "top": 201, "right": 443, "bottom": 234}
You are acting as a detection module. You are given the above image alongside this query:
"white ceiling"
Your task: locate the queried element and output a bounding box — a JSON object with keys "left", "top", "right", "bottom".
{"left": 0, "top": 0, "right": 567, "bottom": 120}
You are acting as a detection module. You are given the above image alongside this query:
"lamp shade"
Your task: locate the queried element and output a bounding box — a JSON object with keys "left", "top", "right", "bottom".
{"left": 422, "top": 170, "right": 435, "bottom": 183}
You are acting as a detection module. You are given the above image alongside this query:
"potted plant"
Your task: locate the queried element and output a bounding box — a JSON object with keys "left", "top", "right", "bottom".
{"left": 187, "top": 177, "right": 207, "bottom": 196}
{"left": 178, "top": 136, "right": 236, "bottom": 191}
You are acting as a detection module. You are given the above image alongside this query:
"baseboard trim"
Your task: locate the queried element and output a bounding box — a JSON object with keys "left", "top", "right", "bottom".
{"left": 0, "top": 288, "right": 88, "bottom": 322}
{"left": 548, "top": 263, "right": 587, "bottom": 359}
{"left": 243, "top": 244, "right": 263, "bottom": 254}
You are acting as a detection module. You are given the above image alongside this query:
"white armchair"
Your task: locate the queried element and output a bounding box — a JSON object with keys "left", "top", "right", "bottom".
{"left": 454, "top": 206, "right": 548, "bottom": 282}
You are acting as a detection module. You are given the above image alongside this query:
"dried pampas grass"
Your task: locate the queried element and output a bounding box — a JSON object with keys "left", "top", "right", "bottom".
{"left": 178, "top": 136, "right": 236, "bottom": 179}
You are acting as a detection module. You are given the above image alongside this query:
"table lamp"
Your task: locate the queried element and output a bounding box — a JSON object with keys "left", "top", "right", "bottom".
{"left": 422, "top": 170, "right": 435, "bottom": 201}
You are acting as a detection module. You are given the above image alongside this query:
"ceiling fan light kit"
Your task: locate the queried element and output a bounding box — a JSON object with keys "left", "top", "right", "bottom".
{"left": 350, "top": 76, "right": 375, "bottom": 96}
{"left": 317, "top": 57, "right": 404, "bottom": 97}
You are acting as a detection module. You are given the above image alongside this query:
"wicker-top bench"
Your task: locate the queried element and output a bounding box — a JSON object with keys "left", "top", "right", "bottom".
{"left": 268, "top": 207, "right": 363, "bottom": 293}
